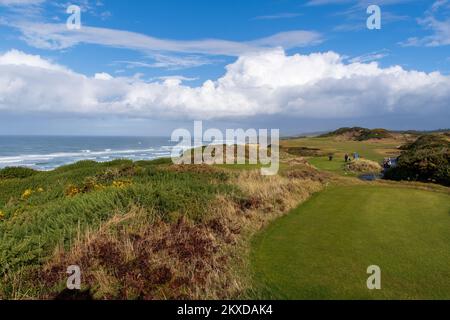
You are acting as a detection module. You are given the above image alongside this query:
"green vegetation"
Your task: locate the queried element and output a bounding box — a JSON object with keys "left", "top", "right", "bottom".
{"left": 282, "top": 136, "right": 400, "bottom": 163}
{"left": 0, "top": 167, "right": 38, "bottom": 179}
{"left": 283, "top": 147, "right": 324, "bottom": 157}
{"left": 0, "top": 159, "right": 238, "bottom": 298}
{"left": 345, "top": 159, "right": 382, "bottom": 174}
{"left": 251, "top": 186, "right": 450, "bottom": 299}
{"left": 320, "top": 127, "right": 393, "bottom": 141}
{"left": 1, "top": 127, "right": 449, "bottom": 300}
{"left": 281, "top": 135, "right": 399, "bottom": 176}
{"left": 251, "top": 130, "right": 450, "bottom": 300}
{"left": 399, "top": 129, "right": 450, "bottom": 136}
{"left": 307, "top": 157, "right": 348, "bottom": 174}
{"left": 0, "top": 154, "right": 324, "bottom": 299}
{"left": 305, "top": 156, "right": 381, "bottom": 176}
{"left": 384, "top": 134, "right": 450, "bottom": 186}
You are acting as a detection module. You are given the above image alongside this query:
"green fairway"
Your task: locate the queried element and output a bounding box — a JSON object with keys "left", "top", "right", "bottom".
{"left": 281, "top": 136, "right": 403, "bottom": 175}
{"left": 283, "top": 137, "right": 400, "bottom": 162}
{"left": 251, "top": 186, "right": 450, "bottom": 299}
{"left": 307, "top": 157, "right": 350, "bottom": 175}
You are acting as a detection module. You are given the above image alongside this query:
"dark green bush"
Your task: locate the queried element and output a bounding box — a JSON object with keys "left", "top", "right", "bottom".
{"left": 357, "top": 128, "right": 392, "bottom": 141}
{"left": 384, "top": 135, "right": 450, "bottom": 186}
{"left": 320, "top": 127, "right": 392, "bottom": 141}
{"left": 283, "top": 147, "right": 324, "bottom": 157}
{"left": 0, "top": 167, "right": 38, "bottom": 179}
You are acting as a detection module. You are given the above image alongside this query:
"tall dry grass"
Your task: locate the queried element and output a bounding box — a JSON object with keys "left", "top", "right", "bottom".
{"left": 346, "top": 159, "right": 382, "bottom": 173}
{"left": 38, "top": 163, "right": 326, "bottom": 300}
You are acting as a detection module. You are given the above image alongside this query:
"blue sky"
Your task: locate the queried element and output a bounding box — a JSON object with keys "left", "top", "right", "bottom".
{"left": 0, "top": 0, "right": 449, "bottom": 135}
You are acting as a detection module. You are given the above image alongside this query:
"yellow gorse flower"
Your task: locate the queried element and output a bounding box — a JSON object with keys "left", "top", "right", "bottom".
{"left": 65, "top": 185, "right": 80, "bottom": 197}
{"left": 22, "top": 189, "right": 33, "bottom": 199}
{"left": 94, "top": 183, "right": 105, "bottom": 190}
{"left": 0, "top": 210, "right": 5, "bottom": 220}
{"left": 112, "top": 180, "right": 132, "bottom": 188}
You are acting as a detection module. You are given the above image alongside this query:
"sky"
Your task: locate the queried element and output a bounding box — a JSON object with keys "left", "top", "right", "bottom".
{"left": 0, "top": 0, "right": 449, "bottom": 136}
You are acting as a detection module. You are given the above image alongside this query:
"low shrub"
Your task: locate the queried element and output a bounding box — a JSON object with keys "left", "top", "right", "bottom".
{"left": 320, "top": 127, "right": 392, "bottom": 141}
{"left": 384, "top": 135, "right": 450, "bottom": 186}
{"left": 0, "top": 167, "right": 38, "bottom": 179}
{"left": 345, "top": 159, "right": 382, "bottom": 173}
{"left": 283, "top": 147, "right": 324, "bottom": 157}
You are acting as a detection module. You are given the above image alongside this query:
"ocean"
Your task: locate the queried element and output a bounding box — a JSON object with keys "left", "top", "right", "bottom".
{"left": 0, "top": 136, "right": 176, "bottom": 170}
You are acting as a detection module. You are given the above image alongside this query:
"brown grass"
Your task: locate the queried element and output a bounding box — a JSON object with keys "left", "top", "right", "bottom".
{"left": 39, "top": 162, "right": 325, "bottom": 300}
{"left": 40, "top": 207, "right": 232, "bottom": 299}
{"left": 345, "top": 159, "right": 382, "bottom": 173}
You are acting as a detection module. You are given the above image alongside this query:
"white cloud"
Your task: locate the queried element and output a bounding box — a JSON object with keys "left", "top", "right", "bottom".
{"left": 306, "top": 0, "right": 352, "bottom": 5}
{"left": 114, "top": 54, "right": 215, "bottom": 70}
{"left": 5, "top": 21, "right": 323, "bottom": 56}
{"left": 307, "top": 0, "right": 416, "bottom": 6}
{"left": 157, "top": 75, "right": 198, "bottom": 82}
{"left": 252, "top": 13, "right": 302, "bottom": 20}
{"left": 0, "top": 0, "right": 45, "bottom": 19}
{"left": 94, "top": 72, "right": 113, "bottom": 80}
{"left": 417, "top": 16, "right": 450, "bottom": 46}
{"left": 0, "top": 0, "right": 44, "bottom": 5}
{"left": 0, "top": 49, "right": 69, "bottom": 72}
{"left": 431, "top": 0, "right": 449, "bottom": 11}
{"left": 349, "top": 50, "right": 390, "bottom": 63}
{"left": 400, "top": 0, "right": 450, "bottom": 47}
{"left": 0, "top": 49, "right": 449, "bottom": 120}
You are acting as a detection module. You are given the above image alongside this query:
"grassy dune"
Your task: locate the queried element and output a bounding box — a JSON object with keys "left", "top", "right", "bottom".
{"left": 0, "top": 157, "right": 325, "bottom": 299}
{"left": 0, "top": 159, "right": 234, "bottom": 298}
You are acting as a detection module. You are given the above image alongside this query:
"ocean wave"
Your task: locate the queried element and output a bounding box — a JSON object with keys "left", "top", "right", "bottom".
{"left": 0, "top": 146, "right": 174, "bottom": 170}
{"left": 0, "top": 147, "right": 171, "bottom": 163}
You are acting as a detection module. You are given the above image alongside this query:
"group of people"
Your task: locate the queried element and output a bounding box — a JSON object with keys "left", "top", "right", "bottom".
{"left": 345, "top": 152, "right": 360, "bottom": 162}
{"left": 329, "top": 152, "right": 360, "bottom": 162}
{"left": 327, "top": 153, "right": 396, "bottom": 169}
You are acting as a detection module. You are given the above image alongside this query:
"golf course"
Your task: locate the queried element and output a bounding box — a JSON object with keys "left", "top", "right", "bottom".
{"left": 250, "top": 130, "right": 450, "bottom": 300}
{"left": 0, "top": 128, "right": 448, "bottom": 300}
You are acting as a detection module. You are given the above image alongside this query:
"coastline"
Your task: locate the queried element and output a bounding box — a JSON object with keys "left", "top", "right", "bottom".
{"left": 0, "top": 135, "right": 174, "bottom": 171}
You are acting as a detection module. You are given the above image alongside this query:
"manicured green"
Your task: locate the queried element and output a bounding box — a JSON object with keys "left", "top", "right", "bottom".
{"left": 251, "top": 186, "right": 450, "bottom": 299}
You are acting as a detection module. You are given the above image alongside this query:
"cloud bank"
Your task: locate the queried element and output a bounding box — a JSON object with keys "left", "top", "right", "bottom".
{"left": 0, "top": 49, "right": 449, "bottom": 120}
